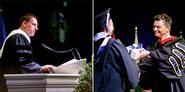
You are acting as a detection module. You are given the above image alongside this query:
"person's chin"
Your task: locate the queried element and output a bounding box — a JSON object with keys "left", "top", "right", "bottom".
{"left": 30, "top": 34, "right": 34, "bottom": 37}
{"left": 155, "top": 34, "right": 160, "bottom": 37}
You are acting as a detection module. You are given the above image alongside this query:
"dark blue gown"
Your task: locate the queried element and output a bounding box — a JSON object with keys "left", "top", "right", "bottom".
{"left": 94, "top": 37, "right": 140, "bottom": 92}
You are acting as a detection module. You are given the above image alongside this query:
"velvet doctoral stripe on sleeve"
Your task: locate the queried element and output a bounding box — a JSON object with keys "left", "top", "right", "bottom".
{"left": 0, "top": 33, "right": 41, "bottom": 73}
{"left": 15, "top": 34, "right": 41, "bottom": 73}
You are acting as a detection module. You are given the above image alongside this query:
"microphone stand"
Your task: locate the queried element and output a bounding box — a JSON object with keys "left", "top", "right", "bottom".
{"left": 41, "top": 43, "right": 81, "bottom": 60}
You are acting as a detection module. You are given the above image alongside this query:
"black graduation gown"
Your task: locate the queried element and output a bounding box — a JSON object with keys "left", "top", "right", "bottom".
{"left": 94, "top": 38, "right": 140, "bottom": 92}
{"left": 0, "top": 33, "right": 41, "bottom": 92}
{"left": 138, "top": 37, "right": 185, "bottom": 92}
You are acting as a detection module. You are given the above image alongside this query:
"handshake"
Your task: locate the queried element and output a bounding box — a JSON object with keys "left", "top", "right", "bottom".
{"left": 126, "top": 44, "right": 150, "bottom": 60}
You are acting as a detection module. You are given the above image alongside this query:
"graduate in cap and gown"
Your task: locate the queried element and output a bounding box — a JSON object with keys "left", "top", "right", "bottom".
{"left": 137, "top": 13, "right": 185, "bottom": 92}
{"left": 94, "top": 8, "right": 140, "bottom": 92}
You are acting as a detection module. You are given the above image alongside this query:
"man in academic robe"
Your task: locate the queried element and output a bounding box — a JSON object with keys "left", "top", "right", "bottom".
{"left": 0, "top": 14, "right": 55, "bottom": 92}
{"left": 137, "top": 13, "right": 185, "bottom": 92}
{"left": 94, "top": 8, "right": 140, "bottom": 92}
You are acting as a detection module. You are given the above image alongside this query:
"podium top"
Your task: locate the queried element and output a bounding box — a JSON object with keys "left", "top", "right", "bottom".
{"left": 4, "top": 74, "right": 80, "bottom": 80}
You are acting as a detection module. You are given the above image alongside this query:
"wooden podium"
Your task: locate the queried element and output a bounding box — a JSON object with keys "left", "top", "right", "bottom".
{"left": 4, "top": 74, "right": 80, "bottom": 92}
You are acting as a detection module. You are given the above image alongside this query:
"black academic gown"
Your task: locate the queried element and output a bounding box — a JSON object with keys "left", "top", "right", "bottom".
{"left": 138, "top": 37, "right": 185, "bottom": 92}
{"left": 94, "top": 37, "right": 140, "bottom": 92}
{"left": 0, "top": 33, "right": 41, "bottom": 92}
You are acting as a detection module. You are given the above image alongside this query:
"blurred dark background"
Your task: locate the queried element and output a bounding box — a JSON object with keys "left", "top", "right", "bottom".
{"left": 95, "top": 0, "right": 185, "bottom": 48}
{"left": 0, "top": 0, "right": 92, "bottom": 66}
{"left": 1, "top": 0, "right": 185, "bottom": 66}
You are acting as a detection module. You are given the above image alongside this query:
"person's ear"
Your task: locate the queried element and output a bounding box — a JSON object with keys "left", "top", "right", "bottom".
{"left": 22, "top": 21, "right": 26, "bottom": 27}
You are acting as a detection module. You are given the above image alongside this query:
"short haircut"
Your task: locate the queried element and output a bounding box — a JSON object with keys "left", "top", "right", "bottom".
{"left": 153, "top": 13, "right": 172, "bottom": 28}
{"left": 19, "top": 13, "right": 38, "bottom": 26}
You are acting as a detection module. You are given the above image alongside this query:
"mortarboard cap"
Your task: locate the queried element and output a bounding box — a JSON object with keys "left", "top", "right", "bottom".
{"left": 95, "top": 8, "right": 111, "bottom": 33}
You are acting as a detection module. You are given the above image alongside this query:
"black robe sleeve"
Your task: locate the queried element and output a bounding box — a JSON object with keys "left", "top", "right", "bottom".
{"left": 1, "top": 34, "right": 41, "bottom": 73}
{"left": 149, "top": 38, "right": 185, "bottom": 79}
{"left": 138, "top": 37, "right": 185, "bottom": 92}
{"left": 15, "top": 34, "right": 41, "bottom": 73}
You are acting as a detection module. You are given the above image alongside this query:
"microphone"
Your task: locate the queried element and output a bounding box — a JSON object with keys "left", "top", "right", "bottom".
{"left": 41, "top": 43, "right": 81, "bottom": 60}
{"left": 41, "top": 43, "right": 55, "bottom": 52}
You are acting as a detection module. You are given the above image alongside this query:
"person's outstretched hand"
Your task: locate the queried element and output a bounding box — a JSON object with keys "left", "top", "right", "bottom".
{"left": 134, "top": 48, "right": 150, "bottom": 60}
{"left": 41, "top": 65, "right": 56, "bottom": 73}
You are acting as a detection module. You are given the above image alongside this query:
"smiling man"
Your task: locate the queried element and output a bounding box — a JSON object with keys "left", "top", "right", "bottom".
{"left": 137, "top": 13, "right": 185, "bottom": 92}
